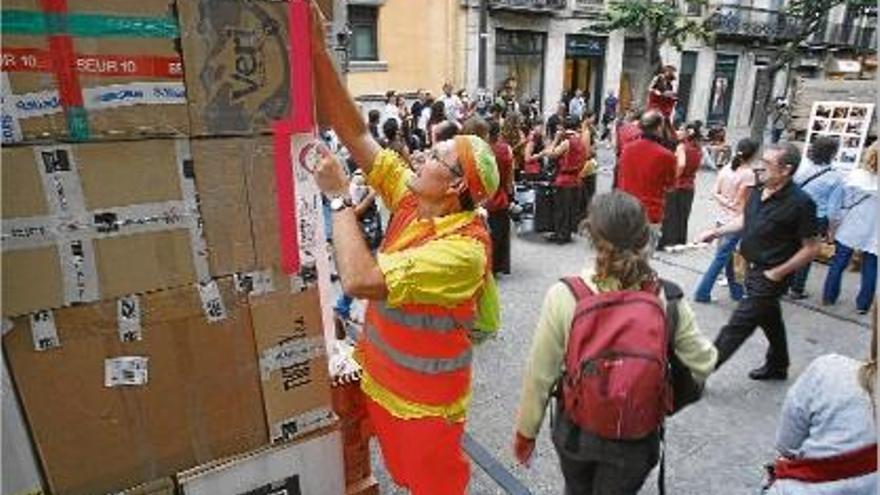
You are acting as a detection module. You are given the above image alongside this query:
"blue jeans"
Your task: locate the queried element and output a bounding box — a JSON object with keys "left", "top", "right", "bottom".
{"left": 695, "top": 232, "right": 744, "bottom": 301}
{"left": 822, "top": 241, "right": 877, "bottom": 312}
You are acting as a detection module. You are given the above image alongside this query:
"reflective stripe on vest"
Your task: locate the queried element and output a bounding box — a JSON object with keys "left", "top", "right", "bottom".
{"left": 375, "top": 301, "right": 475, "bottom": 332}
{"left": 365, "top": 323, "right": 473, "bottom": 374}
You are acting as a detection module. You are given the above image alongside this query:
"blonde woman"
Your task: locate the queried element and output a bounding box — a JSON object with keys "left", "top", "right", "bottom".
{"left": 822, "top": 142, "right": 878, "bottom": 314}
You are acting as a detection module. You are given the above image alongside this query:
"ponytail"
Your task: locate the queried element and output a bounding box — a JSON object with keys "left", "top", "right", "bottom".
{"left": 731, "top": 137, "right": 760, "bottom": 171}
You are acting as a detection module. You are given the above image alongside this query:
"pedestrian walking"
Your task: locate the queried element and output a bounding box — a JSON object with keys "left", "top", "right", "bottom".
{"left": 789, "top": 136, "right": 844, "bottom": 299}
{"left": 658, "top": 121, "right": 703, "bottom": 249}
{"left": 576, "top": 110, "right": 598, "bottom": 224}
{"left": 310, "top": 12, "right": 501, "bottom": 493}
{"left": 513, "top": 191, "right": 717, "bottom": 494}
{"left": 822, "top": 142, "right": 878, "bottom": 314}
{"left": 601, "top": 91, "right": 618, "bottom": 141}
{"left": 762, "top": 304, "right": 877, "bottom": 494}
{"left": 770, "top": 98, "right": 790, "bottom": 144}
{"left": 700, "top": 143, "right": 820, "bottom": 381}
{"left": 486, "top": 121, "right": 514, "bottom": 274}
{"left": 546, "top": 116, "right": 587, "bottom": 244}
{"left": 617, "top": 111, "right": 677, "bottom": 237}
{"left": 568, "top": 89, "right": 586, "bottom": 122}
{"left": 694, "top": 137, "right": 759, "bottom": 303}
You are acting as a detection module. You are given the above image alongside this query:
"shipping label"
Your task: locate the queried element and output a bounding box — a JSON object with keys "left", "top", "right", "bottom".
{"left": 117, "top": 295, "right": 142, "bottom": 342}
{"left": 197, "top": 280, "right": 228, "bottom": 323}
{"left": 104, "top": 356, "right": 149, "bottom": 387}
{"left": 29, "top": 310, "right": 60, "bottom": 351}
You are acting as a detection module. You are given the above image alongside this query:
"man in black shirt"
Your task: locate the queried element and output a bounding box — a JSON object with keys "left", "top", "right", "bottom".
{"left": 700, "top": 143, "right": 819, "bottom": 380}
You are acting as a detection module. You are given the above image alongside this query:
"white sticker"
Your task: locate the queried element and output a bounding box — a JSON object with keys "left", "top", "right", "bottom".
{"left": 117, "top": 295, "right": 142, "bottom": 342}
{"left": 83, "top": 82, "right": 186, "bottom": 111}
{"left": 197, "top": 280, "right": 227, "bottom": 323}
{"left": 271, "top": 406, "right": 336, "bottom": 442}
{"left": 29, "top": 310, "right": 60, "bottom": 351}
{"left": 235, "top": 270, "right": 275, "bottom": 295}
{"left": 5, "top": 88, "right": 63, "bottom": 120}
{"left": 259, "top": 336, "right": 326, "bottom": 381}
{"left": 104, "top": 356, "right": 149, "bottom": 387}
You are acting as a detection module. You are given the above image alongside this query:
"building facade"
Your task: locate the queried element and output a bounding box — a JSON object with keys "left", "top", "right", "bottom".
{"left": 335, "top": 0, "right": 876, "bottom": 129}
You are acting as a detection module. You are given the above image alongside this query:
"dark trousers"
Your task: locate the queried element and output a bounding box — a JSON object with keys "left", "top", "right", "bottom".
{"left": 487, "top": 209, "right": 511, "bottom": 274}
{"left": 552, "top": 405, "right": 659, "bottom": 495}
{"left": 577, "top": 174, "right": 597, "bottom": 224}
{"left": 658, "top": 188, "right": 695, "bottom": 249}
{"left": 554, "top": 186, "right": 579, "bottom": 241}
{"left": 714, "top": 269, "right": 791, "bottom": 372}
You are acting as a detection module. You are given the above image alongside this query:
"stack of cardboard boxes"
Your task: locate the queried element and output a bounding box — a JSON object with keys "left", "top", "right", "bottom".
{"left": 2, "top": 1, "right": 346, "bottom": 494}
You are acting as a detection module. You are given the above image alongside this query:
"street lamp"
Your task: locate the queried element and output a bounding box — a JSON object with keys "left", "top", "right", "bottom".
{"left": 334, "top": 24, "right": 352, "bottom": 74}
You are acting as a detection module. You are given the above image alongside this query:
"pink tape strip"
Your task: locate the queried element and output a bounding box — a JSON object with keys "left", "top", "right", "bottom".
{"left": 289, "top": 0, "right": 314, "bottom": 132}
{"left": 273, "top": 121, "right": 299, "bottom": 274}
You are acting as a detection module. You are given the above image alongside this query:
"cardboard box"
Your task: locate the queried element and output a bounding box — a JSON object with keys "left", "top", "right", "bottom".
{"left": 1, "top": 139, "right": 212, "bottom": 317}
{"left": 177, "top": 427, "right": 345, "bottom": 495}
{"left": 116, "top": 478, "right": 176, "bottom": 495}
{"left": 2, "top": 278, "right": 268, "bottom": 495}
{"left": 0, "top": 0, "right": 189, "bottom": 143}
{"left": 250, "top": 287, "right": 334, "bottom": 443}
{"left": 178, "top": 0, "right": 291, "bottom": 136}
{"left": 1, "top": 353, "right": 46, "bottom": 495}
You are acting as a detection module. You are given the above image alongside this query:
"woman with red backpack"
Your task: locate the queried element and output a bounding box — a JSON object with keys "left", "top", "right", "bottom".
{"left": 513, "top": 191, "right": 718, "bottom": 494}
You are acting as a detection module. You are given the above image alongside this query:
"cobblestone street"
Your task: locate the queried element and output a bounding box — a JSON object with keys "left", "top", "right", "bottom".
{"left": 373, "top": 146, "right": 873, "bottom": 494}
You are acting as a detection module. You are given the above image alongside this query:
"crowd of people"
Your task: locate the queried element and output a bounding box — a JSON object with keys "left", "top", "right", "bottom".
{"left": 307, "top": 8, "right": 876, "bottom": 494}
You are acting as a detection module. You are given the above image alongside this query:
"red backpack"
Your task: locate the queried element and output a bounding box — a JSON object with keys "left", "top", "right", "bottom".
{"left": 559, "top": 276, "right": 672, "bottom": 440}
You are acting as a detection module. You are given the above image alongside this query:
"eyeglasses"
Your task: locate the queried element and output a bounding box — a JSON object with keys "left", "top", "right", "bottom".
{"left": 413, "top": 149, "right": 462, "bottom": 177}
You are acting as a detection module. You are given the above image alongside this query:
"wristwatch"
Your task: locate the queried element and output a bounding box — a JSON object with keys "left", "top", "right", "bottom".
{"left": 329, "top": 194, "right": 353, "bottom": 212}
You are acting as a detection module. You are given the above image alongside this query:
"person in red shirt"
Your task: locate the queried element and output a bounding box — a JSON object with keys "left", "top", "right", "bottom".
{"left": 486, "top": 120, "right": 514, "bottom": 274}
{"left": 617, "top": 111, "right": 676, "bottom": 233}
{"left": 546, "top": 116, "right": 588, "bottom": 244}
{"left": 658, "top": 121, "right": 704, "bottom": 249}
{"left": 613, "top": 108, "right": 643, "bottom": 188}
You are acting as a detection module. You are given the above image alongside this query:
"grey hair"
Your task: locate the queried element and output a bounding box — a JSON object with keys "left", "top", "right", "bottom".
{"left": 766, "top": 142, "right": 802, "bottom": 176}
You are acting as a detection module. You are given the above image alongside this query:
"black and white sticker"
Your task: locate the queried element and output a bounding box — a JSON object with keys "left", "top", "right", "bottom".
{"left": 197, "top": 280, "right": 227, "bottom": 323}
{"left": 104, "top": 356, "right": 149, "bottom": 387}
{"left": 116, "top": 295, "right": 142, "bottom": 342}
{"left": 272, "top": 406, "right": 336, "bottom": 443}
{"left": 29, "top": 310, "right": 60, "bottom": 351}
{"left": 234, "top": 270, "right": 275, "bottom": 296}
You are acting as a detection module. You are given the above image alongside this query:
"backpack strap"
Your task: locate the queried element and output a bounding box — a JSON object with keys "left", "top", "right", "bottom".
{"left": 560, "top": 276, "right": 594, "bottom": 301}
{"left": 798, "top": 167, "right": 832, "bottom": 189}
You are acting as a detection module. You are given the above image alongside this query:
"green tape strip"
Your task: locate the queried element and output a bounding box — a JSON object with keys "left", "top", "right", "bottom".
{"left": 66, "top": 106, "right": 90, "bottom": 141}
{"left": 1, "top": 10, "right": 179, "bottom": 38}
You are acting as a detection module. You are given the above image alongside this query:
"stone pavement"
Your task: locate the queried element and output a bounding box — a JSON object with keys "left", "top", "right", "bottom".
{"left": 371, "top": 145, "right": 873, "bottom": 494}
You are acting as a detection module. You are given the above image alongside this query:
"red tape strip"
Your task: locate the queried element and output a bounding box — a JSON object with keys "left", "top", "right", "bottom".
{"left": 289, "top": 0, "right": 314, "bottom": 132}
{"left": 2, "top": 48, "right": 183, "bottom": 78}
{"left": 273, "top": 121, "right": 299, "bottom": 274}
{"left": 40, "top": 0, "right": 84, "bottom": 108}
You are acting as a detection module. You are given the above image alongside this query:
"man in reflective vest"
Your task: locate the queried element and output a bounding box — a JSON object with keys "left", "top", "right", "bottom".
{"left": 310, "top": 7, "right": 501, "bottom": 494}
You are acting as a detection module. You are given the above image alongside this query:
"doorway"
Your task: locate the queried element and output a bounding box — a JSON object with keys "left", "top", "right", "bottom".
{"left": 563, "top": 35, "right": 605, "bottom": 113}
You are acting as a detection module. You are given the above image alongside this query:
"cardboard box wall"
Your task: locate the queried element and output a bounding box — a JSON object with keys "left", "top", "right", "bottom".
{"left": 0, "top": 0, "right": 189, "bottom": 143}
{"left": 177, "top": 427, "right": 344, "bottom": 495}
{"left": 250, "top": 287, "right": 334, "bottom": 443}
{"left": 177, "top": 0, "right": 291, "bottom": 137}
{"left": 2, "top": 278, "right": 269, "bottom": 495}
{"left": 1, "top": 139, "right": 209, "bottom": 317}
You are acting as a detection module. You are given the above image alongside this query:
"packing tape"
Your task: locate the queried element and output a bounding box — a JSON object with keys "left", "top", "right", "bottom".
{"left": 1, "top": 10, "right": 179, "bottom": 38}
{"left": 3, "top": 142, "right": 213, "bottom": 313}
{"left": 1, "top": 318, "right": 14, "bottom": 336}
{"left": 259, "top": 336, "right": 326, "bottom": 381}
{"left": 272, "top": 121, "right": 299, "bottom": 275}
{"left": 33, "top": 144, "right": 101, "bottom": 305}
{"left": 1, "top": 73, "right": 23, "bottom": 142}
{"left": 2, "top": 48, "right": 183, "bottom": 78}
{"left": 175, "top": 138, "right": 212, "bottom": 283}
{"left": 117, "top": 295, "right": 142, "bottom": 343}
{"left": 271, "top": 406, "right": 336, "bottom": 443}
{"left": 30, "top": 310, "right": 60, "bottom": 351}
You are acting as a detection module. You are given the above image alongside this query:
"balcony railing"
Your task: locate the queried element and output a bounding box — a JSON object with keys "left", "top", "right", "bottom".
{"left": 706, "top": 4, "right": 802, "bottom": 42}
{"left": 822, "top": 22, "right": 878, "bottom": 50}
{"left": 488, "top": 0, "right": 567, "bottom": 13}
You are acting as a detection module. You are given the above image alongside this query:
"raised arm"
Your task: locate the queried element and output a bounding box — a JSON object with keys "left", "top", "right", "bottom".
{"left": 310, "top": 4, "right": 380, "bottom": 173}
